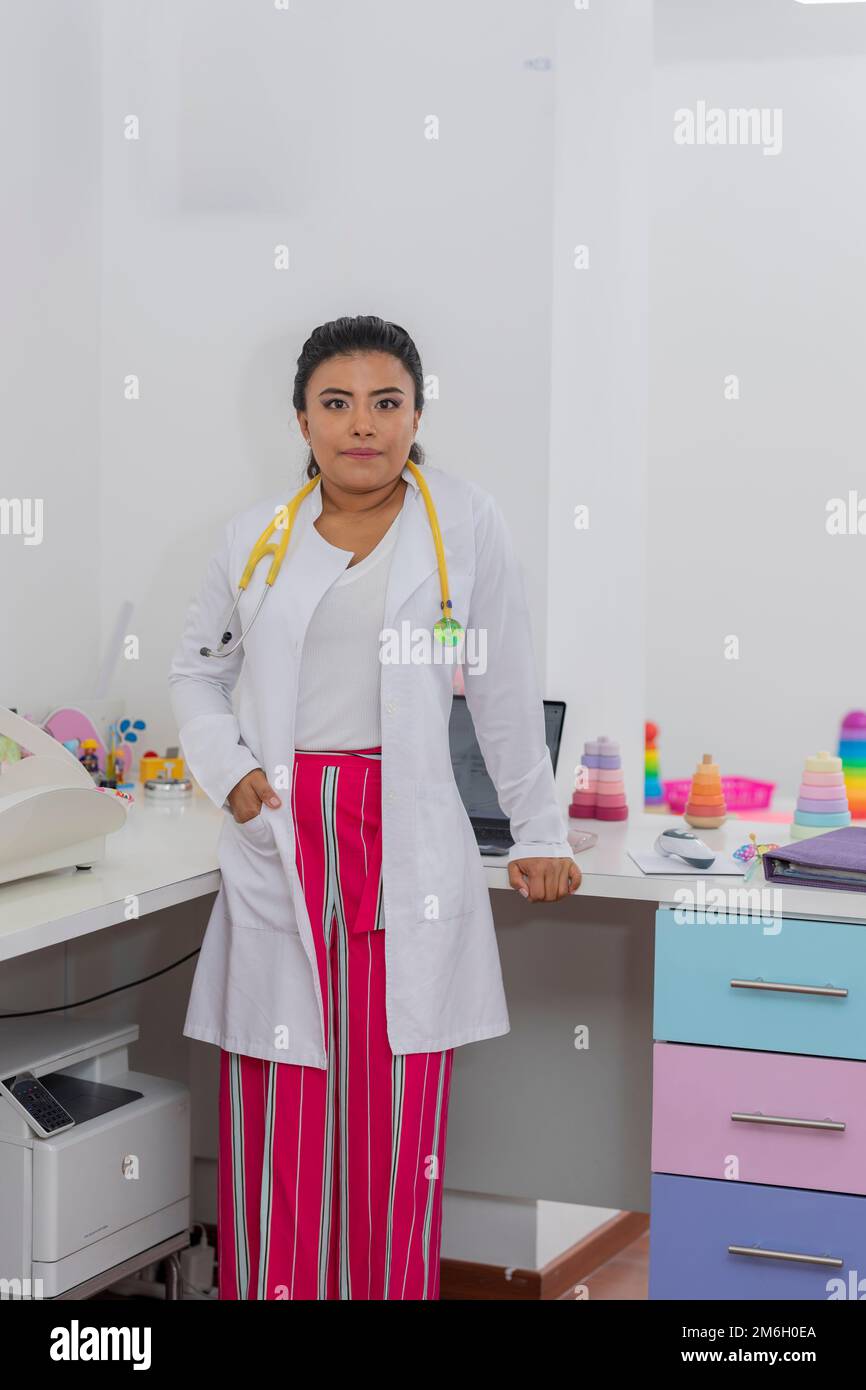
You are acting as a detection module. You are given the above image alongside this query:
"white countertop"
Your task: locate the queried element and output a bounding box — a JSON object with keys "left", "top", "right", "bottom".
{"left": 1, "top": 793, "right": 864, "bottom": 962}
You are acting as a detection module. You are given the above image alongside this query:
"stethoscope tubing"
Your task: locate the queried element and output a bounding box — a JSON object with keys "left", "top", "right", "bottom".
{"left": 199, "top": 585, "right": 267, "bottom": 660}
{"left": 201, "top": 460, "right": 454, "bottom": 660}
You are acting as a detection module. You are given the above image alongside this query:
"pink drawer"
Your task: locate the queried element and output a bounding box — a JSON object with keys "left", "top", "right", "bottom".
{"left": 652, "top": 1042, "right": 866, "bottom": 1196}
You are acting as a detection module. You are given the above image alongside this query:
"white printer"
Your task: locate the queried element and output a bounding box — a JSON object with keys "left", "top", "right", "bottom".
{"left": 0, "top": 1016, "right": 190, "bottom": 1299}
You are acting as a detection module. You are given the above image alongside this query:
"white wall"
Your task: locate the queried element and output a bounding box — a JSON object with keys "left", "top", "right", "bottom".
{"left": 3, "top": 0, "right": 563, "bottom": 739}
{"left": 0, "top": 1, "right": 103, "bottom": 713}
{"left": 649, "top": 0, "right": 866, "bottom": 797}
{"left": 97, "top": 0, "right": 561, "bottom": 752}
{"left": 547, "top": 0, "right": 651, "bottom": 821}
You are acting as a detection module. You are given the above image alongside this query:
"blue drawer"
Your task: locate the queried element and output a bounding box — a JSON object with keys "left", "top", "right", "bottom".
{"left": 650, "top": 1173, "right": 866, "bottom": 1300}
{"left": 654, "top": 908, "right": 866, "bottom": 1059}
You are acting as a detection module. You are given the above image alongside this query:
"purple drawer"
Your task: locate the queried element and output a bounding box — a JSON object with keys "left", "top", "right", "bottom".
{"left": 650, "top": 1173, "right": 866, "bottom": 1300}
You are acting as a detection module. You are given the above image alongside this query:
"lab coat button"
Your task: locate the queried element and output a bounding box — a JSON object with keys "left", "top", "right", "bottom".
{"left": 385, "top": 701, "right": 396, "bottom": 715}
{"left": 386, "top": 790, "right": 396, "bottom": 804}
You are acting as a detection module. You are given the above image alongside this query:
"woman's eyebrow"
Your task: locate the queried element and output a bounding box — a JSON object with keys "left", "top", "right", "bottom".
{"left": 317, "top": 386, "right": 406, "bottom": 398}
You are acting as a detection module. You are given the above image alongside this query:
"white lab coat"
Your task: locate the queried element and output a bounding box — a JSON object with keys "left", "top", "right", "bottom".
{"left": 168, "top": 462, "right": 575, "bottom": 1068}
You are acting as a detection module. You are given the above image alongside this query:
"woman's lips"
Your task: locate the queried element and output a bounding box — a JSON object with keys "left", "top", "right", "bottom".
{"left": 343, "top": 450, "right": 381, "bottom": 458}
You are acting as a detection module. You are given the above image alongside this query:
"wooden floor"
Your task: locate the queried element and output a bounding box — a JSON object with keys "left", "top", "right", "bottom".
{"left": 568, "top": 1227, "right": 649, "bottom": 1300}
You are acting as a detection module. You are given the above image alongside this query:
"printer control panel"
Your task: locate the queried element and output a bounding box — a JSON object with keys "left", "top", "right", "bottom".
{"left": 1, "top": 1071, "right": 75, "bottom": 1137}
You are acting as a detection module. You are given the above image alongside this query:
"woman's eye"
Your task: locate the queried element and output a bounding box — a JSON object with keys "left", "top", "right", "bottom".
{"left": 322, "top": 397, "right": 401, "bottom": 409}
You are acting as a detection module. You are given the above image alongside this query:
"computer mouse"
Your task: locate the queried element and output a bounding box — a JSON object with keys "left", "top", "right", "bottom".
{"left": 654, "top": 828, "right": 717, "bottom": 870}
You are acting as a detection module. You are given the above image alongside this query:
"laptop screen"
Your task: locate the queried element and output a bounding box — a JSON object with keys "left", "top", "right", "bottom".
{"left": 448, "top": 695, "right": 566, "bottom": 823}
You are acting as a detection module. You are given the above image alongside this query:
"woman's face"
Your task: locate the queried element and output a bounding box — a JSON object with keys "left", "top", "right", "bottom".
{"left": 297, "top": 351, "right": 421, "bottom": 494}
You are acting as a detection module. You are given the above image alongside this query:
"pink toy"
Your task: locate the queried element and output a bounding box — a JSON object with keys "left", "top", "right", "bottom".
{"left": 663, "top": 776, "right": 774, "bottom": 815}
{"left": 42, "top": 706, "right": 107, "bottom": 773}
{"left": 569, "top": 736, "right": 628, "bottom": 822}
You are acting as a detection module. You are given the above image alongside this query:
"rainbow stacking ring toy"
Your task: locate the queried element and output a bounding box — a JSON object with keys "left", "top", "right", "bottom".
{"left": 838, "top": 710, "right": 866, "bottom": 822}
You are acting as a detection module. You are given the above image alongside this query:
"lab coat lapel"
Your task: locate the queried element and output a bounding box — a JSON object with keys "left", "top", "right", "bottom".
{"left": 288, "top": 463, "right": 448, "bottom": 633}
{"left": 242, "top": 463, "right": 453, "bottom": 788}
{"left": 382, "top": 470, "right": 439, "bottom": 632}
{"left": 248, "top": 484, "right": 351, "bottom": 778}
{"left": 242, "top": 501, "right": 351, "bottom": 1028}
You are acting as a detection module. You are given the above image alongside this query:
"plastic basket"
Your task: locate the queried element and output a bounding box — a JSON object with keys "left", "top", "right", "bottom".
{"left": 661, "top": 777, "right": 775, "bottom": 815}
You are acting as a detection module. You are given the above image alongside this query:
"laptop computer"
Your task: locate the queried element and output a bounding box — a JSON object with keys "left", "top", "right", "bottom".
{"left": 448, "top": 695, "right": 567, "bottom": 855}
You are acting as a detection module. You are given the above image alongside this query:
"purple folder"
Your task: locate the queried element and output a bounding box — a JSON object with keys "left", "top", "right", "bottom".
{"left": 762, "top": 826, "right": 866, "bottom": 892}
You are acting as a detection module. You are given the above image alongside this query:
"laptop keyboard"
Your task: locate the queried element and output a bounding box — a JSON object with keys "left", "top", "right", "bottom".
{"left": 473, "top": 820, "right": 513, "bottom": 847}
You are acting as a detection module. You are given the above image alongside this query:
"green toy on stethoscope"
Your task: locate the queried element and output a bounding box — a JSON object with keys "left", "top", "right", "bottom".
{"left": 201, "top": 458, "right": 463, "bottom": 659}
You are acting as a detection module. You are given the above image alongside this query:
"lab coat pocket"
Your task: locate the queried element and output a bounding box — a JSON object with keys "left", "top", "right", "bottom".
{"left": 234, "top": 809, "right": 271, "bottom": 842}
{"left": 414, "top": 780, "right": 473, "bottom": 924}
{"left": 218, "top": 811, "right": 298, "bottom": 934}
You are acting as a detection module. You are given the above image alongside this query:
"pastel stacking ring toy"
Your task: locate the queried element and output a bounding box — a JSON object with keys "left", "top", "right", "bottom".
{"left": 838, "top": 711, "right": 866, "bottom": 822}
{"left": 569, "top": 735, "right": 628, "bottom": 821}
{"left": 790, "top": 749, "right": 851, "bottom": 841}
{"left": 569, "top": 736, "right": 598, "bottom": 818}
{"left": 683, "top": 753, "right": 727, "bottom": 829}
{"left": 593, "top": 736, "right": 628, "bottom": 821}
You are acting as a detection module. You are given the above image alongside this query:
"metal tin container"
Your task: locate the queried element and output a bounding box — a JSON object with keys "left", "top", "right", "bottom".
{"left": 143, "top": 777, "right": 193, "bottom": 798}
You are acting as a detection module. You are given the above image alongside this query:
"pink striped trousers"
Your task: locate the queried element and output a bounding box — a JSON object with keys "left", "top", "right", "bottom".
{"left": 218, "top": 746, "right": 454, "bottom": 1300}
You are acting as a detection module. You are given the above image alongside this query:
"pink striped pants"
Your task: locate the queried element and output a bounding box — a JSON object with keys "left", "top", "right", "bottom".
{"left": 218, "top": 746, "right": 454, "bottom": 1300}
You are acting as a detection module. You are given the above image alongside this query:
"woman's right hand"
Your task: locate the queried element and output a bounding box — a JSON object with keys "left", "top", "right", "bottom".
{"left": 227, "top": 768, "right": 282, "bottom": 824}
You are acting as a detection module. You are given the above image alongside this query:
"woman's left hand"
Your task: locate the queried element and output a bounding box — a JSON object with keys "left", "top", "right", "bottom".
{"left": 507, "top": 856, "right": 582, "bottom": 902}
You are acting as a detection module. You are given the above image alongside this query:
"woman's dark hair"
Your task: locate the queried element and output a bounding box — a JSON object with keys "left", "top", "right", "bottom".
{"left": 292, "top": 315, "right": 426, "bottom": 479}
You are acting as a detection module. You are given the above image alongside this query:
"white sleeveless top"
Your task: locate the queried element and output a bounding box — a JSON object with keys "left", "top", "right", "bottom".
{"left": 293, "top": 510, "right": 402, "bottom": 750}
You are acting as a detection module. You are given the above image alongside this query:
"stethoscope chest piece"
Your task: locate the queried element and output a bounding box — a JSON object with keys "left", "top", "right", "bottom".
{"left": 434, "top": 615, "right": 463, "bottom": 646}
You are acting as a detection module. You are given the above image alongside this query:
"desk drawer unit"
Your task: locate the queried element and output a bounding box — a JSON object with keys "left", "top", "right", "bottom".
{"left": 649, "top": 906, "right": 866, "bottom": 1301}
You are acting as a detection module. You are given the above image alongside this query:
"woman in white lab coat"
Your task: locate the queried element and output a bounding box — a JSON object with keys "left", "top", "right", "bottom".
{"left": 169, "top": 315, "right": 581, "bottom": 1301}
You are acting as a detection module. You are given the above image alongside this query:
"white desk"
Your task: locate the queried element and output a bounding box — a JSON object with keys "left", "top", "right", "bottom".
{"left": 3, "top": 793, "right": 865, "bottom": 957}
{"left": 2, "top": 795, "right": 864, "bottom": 1214}
{"left": 0, "top": 794, "right": 223, "bottom": 961}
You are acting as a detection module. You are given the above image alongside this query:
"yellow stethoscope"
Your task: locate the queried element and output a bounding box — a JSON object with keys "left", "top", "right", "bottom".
{"left": 201, "top": 459, "right": 462, "bottom": 659}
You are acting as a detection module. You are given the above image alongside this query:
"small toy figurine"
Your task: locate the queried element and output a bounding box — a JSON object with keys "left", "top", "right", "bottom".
{"left": 79, "top": 738, "right": 101, "bottom": 778}
{"left": 106, "top": 718, "right": 147, "bottom": 782}
{"left": 733, "top": 832, "right": 781, "bottom": 884}
{"left": 112, "top": 749, "right": 136, "bottom": 789}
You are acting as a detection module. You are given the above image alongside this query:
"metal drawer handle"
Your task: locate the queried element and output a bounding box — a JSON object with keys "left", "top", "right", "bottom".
{"left": 730, "top": 1111, "right": 845, "bottom": 1132}
{"left": 730, "top": 978, "right": 848, "bottom": 998}
{"left": 728, "top": 1244, "right": 843, "bottom": 1268}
